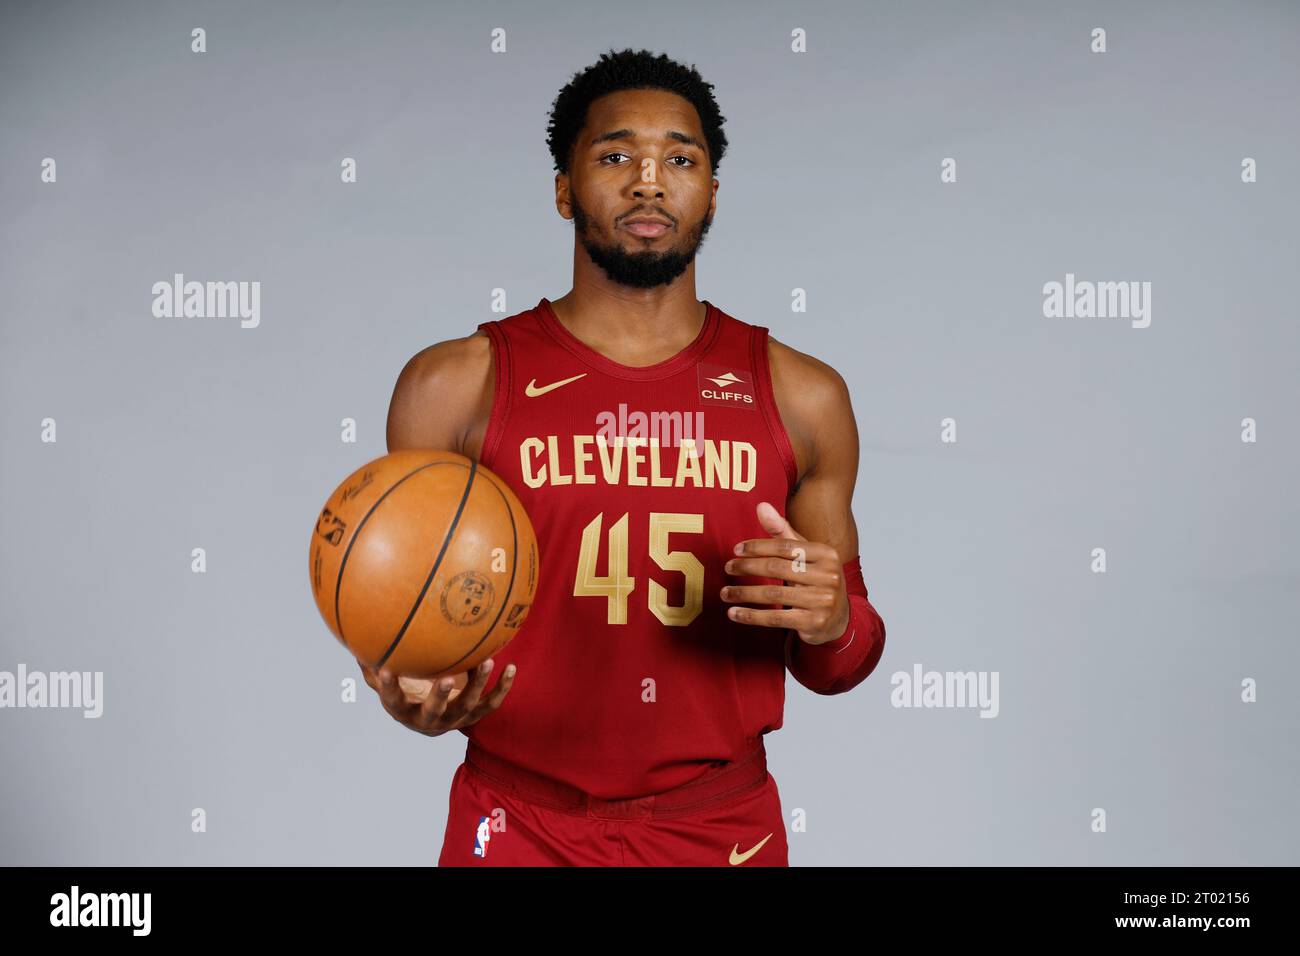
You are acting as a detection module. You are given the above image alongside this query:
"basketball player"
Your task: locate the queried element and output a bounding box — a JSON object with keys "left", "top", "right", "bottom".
{"left": 358, "top": 49, "right": 886, "bottom": 866}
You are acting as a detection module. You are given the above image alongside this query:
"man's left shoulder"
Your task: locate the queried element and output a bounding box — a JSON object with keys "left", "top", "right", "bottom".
{"left": 766, "top": 334, "right": 852, "bottom": 409}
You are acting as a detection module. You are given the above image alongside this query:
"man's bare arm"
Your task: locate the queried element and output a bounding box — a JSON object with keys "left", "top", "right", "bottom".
{"left": 768, "top": 337, "right": 861, "bottom": 567}
{"left": 765, "top": 337, "right": 886, "bottom": 695}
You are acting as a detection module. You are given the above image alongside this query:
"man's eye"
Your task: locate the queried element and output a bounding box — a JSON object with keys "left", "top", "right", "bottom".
{"left": 601, "top": 152, "right": 629, "bottom": 164}
{"left": 669, "top": 156, "right": 694, "bottom": 167}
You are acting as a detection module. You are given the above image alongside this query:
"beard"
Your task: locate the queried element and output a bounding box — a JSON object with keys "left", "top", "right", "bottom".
{"left": 571, "top": 193, "right": 713, "bottom": 290}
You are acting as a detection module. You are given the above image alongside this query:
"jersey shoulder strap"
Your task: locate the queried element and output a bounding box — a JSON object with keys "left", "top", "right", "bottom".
{"left": 475, "top": 304, "right": 547, "bottom": 468}
{"left": 705, "top": 305, "right": 800, "bottom": 490}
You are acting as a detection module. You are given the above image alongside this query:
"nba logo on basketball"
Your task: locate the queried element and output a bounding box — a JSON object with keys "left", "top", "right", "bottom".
{"left": 473, "top": 816, "right": 491, "bottom": 857}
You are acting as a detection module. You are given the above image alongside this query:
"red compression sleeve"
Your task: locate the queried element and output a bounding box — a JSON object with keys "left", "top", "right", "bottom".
{"left": 785, "top": 555, "right": 886, "bottom": 695}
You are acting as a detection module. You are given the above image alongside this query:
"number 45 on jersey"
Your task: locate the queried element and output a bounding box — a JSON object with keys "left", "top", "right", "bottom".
{"left": 574, "top": 512, "right": 705, "bottom": 627}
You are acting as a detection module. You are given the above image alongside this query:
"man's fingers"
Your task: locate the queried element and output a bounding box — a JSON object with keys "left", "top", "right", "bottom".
{"left": 376, "top": 668, "right": 414, "bottom": 716}
{"left": 358, "top": 657, "right": 512, "bottom": 734}
{"left": 730, "top": 538, "right": 838, "bottom": 564}
{"left": 724, "top": 554, "right": 839, "bottom": 582}
{"left": 417, "top": 673, "right": 460, "bottom": 723}
{"left": 473, "top": 663, "right": 516, "bottom": 715}
{"left": 720, "top": 584, "right": 837, "bottom": 609}
{"left": 358, "top": 659, "right": 380, "bottom": 692}
{"left": 725, "top": 605, "right": 819, "bottom": 630}
{"left": 451, "top": 659, "right": 495, "bottom": 714}
{"left": 755, "top": 501, "right": 806, "bottom": 541}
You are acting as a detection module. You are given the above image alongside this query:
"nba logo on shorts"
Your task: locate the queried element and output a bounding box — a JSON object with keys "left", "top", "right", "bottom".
{"left": 473, "top": 816, "right": 491, "bottom": 858}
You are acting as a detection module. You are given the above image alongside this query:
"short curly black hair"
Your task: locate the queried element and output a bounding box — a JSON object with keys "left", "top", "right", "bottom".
{"left": 546, "top": 48, "right": 729, "bottom": 176}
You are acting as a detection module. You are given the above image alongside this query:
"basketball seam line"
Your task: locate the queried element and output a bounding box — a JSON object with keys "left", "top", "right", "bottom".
{"left": 376, "top": 458, "right": 479, "bottom": 669}
{"left": 437, "top": 467, "right": 521, "bottom": 673}
{"left": 333, "top": 460, "right": 466, "bottom": 650}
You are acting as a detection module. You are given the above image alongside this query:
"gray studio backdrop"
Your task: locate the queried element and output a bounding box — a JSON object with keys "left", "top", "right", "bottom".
{"left": 2, "top": 0, "right": 1297, "bottom": 866}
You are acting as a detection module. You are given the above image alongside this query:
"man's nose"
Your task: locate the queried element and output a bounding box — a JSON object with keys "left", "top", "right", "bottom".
{"left": 632, "top": 159, "right": 664, "bottom": 198}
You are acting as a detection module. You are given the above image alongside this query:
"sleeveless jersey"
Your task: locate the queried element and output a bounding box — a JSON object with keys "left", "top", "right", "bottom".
{"left": 466, "top": 297, "right": 800, "bottom": 800}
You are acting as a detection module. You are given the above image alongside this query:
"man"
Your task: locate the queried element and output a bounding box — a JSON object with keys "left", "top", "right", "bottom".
{"left": 360, "top": 48, "right": 886, "bottom": 867}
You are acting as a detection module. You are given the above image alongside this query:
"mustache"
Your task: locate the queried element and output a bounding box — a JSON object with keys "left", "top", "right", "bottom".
{"left": 619, "top": 207, "right": 676, "bottom": 224}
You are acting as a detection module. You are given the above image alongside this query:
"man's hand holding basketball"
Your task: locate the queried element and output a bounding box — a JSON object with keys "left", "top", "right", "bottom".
{"left": 720, "top": 501, "right": 850, "bottom": 646}
{"left": 357, "top": 658, "right": 516, "bottom": 737}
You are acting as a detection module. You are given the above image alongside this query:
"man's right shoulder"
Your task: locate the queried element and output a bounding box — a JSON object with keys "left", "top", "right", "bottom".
{"left": 396, "top": 329, "right": 492, "bottom": 385}
{"left": 387, "top": 329, "right": 494, "bottom": 453}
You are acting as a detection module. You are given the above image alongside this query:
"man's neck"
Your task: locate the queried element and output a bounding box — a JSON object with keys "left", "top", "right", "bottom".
{"left": 547, "top": 284, "right": 707, "bottom": 366}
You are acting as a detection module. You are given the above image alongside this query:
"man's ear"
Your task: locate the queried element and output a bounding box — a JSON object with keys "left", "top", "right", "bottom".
{"left": 555, "top": 172, "right": 572, "bottom": 220}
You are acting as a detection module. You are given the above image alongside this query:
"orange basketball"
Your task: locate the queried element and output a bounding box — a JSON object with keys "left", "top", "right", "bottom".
{"left": 309, "top": 450, "right": 540, "bottom": 679}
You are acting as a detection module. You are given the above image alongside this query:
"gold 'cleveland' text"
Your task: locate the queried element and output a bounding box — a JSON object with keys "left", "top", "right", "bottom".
{"left": 518, "top": 436, "right": 756, "bottom": 491}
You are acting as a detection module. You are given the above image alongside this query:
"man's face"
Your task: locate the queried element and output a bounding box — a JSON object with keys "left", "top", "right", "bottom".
{"left": 558, "top": 88, "right": 717, "bottom": 290}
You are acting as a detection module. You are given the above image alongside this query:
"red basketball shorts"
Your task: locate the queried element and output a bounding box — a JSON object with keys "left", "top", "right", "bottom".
{"left": 437, "top": 738, "right": 789, "bottom": 867}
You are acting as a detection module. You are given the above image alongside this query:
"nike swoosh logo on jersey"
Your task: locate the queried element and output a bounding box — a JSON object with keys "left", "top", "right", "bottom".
{"left": 729, "top": 832, "right": 774, "bottom": 865}
{"left": 525, "top": 373, "right": 587, "bottom": 397}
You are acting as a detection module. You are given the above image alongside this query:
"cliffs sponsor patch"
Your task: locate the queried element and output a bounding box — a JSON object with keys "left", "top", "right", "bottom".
{"left": 697, "top": 363, "right": 755, "bottom": 408}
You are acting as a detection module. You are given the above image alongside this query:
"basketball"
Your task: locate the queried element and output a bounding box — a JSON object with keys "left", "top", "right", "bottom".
{"left": 309, "top": 449, "right": 540, "bottom": 679}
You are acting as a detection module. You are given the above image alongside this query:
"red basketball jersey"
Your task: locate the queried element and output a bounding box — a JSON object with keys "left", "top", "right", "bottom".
{"left": 467, "top": 297, "right": 801, "bottom": 799}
